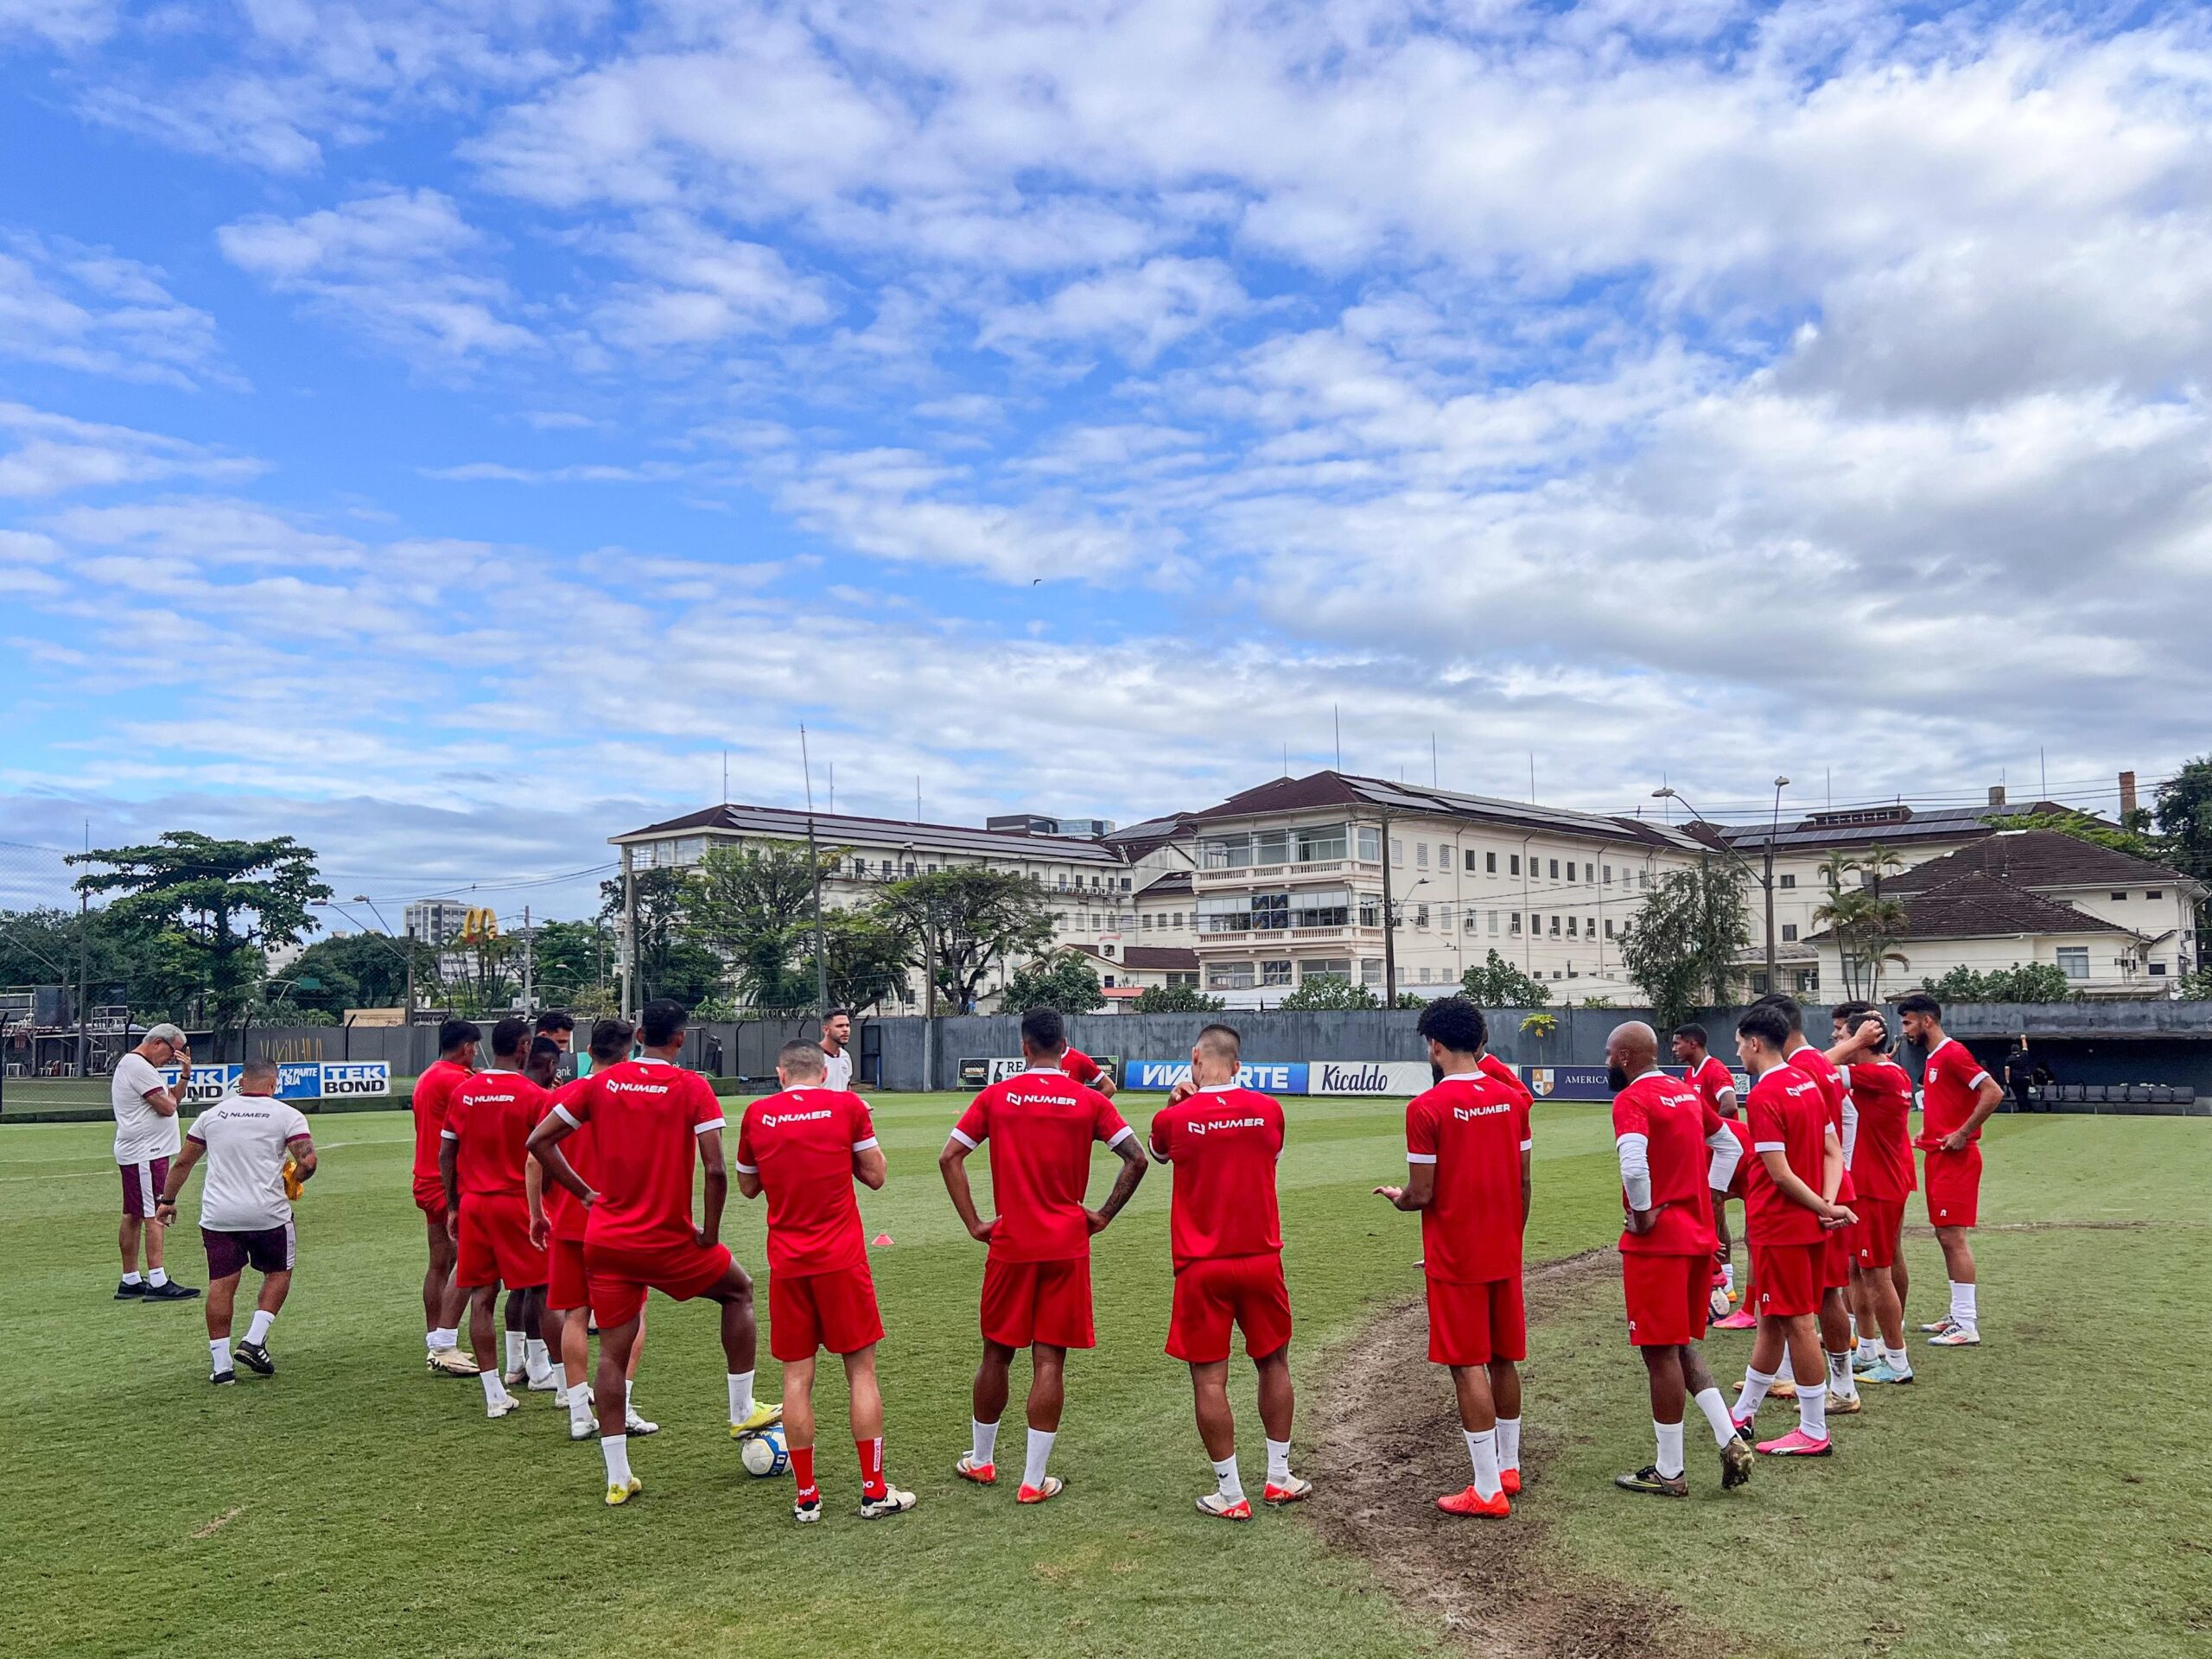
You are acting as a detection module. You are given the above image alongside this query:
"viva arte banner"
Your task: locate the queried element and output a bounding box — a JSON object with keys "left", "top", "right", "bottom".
{"left": 1117, "top": 1059, "right": 1625, "bottom": 1100}
{"left": 162, "top": 1061, "right": 391, "bottom": 1103}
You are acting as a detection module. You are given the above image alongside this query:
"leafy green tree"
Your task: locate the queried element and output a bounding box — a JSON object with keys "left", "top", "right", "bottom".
{"left": 1918, "top": 963, "right": 2075, "bottom": 1003}
{"left": 1619, "top": 860, "right": 1750, "bottom": 1029}
{"left": 1997, "top": 810, "right": 2170, "bottom": 865}
{"left": 69, "top": 833, "right": 330, "bottom": 1027}
{"left": 600, "top": 866, "right": 724, "bottom": 1008}
{"left": 675, "top": 842, "right": 844, "bottom": 1008}
{"left": 2176, "top": 964, "right": 2212, "bottom": 1001}
{"left": 281, "top": 931, "right": 437, "bottom": 1018}
{"left": 1277, "top": 974, "right": 1379, "bottom": 1009}
{"left": 875, "top": 868, "right": 1057, "bottom": 1014}
{"left": 1130, "top": 982, "right": 1226, "bottom": 1014}
{"left": 997, "top": 950, "right": 1107, "bottom": 1015}
{"left": 2155, "top": 760, "right": 2212, "bottom": 938}
{"left": 1459, "top": 949, "right": 1551, "bottom": 1008}
{"left": 531, "top": 919, "right": 613, "bottom": 1009}
{"left": 822, "top": 909, "right": 914, "bottom": 1014}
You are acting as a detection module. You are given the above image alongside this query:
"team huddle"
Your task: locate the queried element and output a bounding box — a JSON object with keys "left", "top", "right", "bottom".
{"left": 137, "top": 986, "right": 2000, "bottom": 1521}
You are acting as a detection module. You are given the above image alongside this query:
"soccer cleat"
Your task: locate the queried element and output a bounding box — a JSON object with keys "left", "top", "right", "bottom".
{"left": 792, "top": 1494, "right": 823, "bottom": 1524}
{"left": 729, "top": 1401, "right": 784, "bottom": 1438}
{"left": 485, "top": 1392, "right": 520, "bottom": 1420}
{"left": 569, "top": 1416, "right": 596, "bottom": 1441}
{"left": 1719, "top": 1435, "right": 1754, "bottom": 1490}
{"left": 143, "top": 1280, "right": 200, "bottom": 1301}
{"left": 1712, "top": 1308, "right": 1758, "bottom": 1331}
{"left": 526, "top": 1370, "right": 560, "bottom": 1393}
{"left": 859, "top": 1485, "right": 919, "bottom": 1519}
{"left": 502, "top": 1366, "right": 525, "bottom": 1387}
{"left": 1928, "top": 1325, "right": 1980, "bottom": 1347}
{"left": 1862, "top": 1360, "right": 1915, "bottom": 1385}
{"left": 605, "top": 1476, "right": 642, "bottom": 1507}
{"left": 1730, "top": 1417, "right": 1758, "bottom": 1446}
{"left": 1016, "top": 1475, "right": 1065, "bottom": 1504}
{"left": 1436, "top": 1484, "right": 1511, "bottom": 1518}
{"left": 115, "top": 1279, "right": 146, "bottom": 1300}
{"left": 1613, "top": 1465, "right": 1688, "bottom": 1498}
{"left": 209, "top": 1369, "right": 236, "bottom": 1386}
{"left": 1262, "top": 1475, "right": 1313, "bottom": 1505}
{"left": 233, "top": 1340, "right": 274, "bottom": 1376}
{"left": 1851, "top": 1351, "right": 1882, "bottom": 1375}
{"left": 625, "top": 1410, "right": 659, "bottom": 1436}
{"left": 1756, "top": 1429, "right": 1833, "bottom": 1457}
{"left": 1733, "top": 1376, "right": 1796, "bottom": 1399}
{"left": 1195, "top": 1492, "right": 1253, "bottom": 1521}
{"left": 1825, "top": 1390, "right": 1862, "bottom": 1414}
{"left": 426, "top": 1347, "right": 478, "bottom": 1376}
{"left": 1918, "top": 1315, "right": 1959, "bottom": 1335}
{"left": 1500, "top": 1467, "right": 1522, "bottom": 1497}
{"left": 954, "top": 1453, "right": 997, "bottom": 1485}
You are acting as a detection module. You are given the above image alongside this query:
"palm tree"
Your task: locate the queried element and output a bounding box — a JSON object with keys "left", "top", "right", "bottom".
{"left": 1858, "top": 843, "right": 1906, "bottom": 896}
{"left": 1816, "top": 849, "right": 1858, "bottom": 895}
{"left": 1815, "top": 887, "right": 1911, "bottom": 998}
{"left": 1813, "top": 887, "right": 1871, "bottom": 997}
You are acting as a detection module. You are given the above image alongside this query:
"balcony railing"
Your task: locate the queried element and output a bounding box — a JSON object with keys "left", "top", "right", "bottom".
{"left": 1192, "top": 859, "right": 1380, "bottom": 887}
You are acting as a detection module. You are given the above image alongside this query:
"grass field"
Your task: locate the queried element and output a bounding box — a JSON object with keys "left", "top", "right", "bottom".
{"left": 1, "top": 1093, "right": 2205, "bottom": 1659}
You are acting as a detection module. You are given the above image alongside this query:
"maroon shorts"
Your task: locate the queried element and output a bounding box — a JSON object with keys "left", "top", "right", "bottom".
{"left": 1923, "top": 1146, "right": 1981, "bottom": 1229}
{"left": 456, "top": 1192, "right": 548, "bottom": 1290}
{"left": 1166, "top": 1254, "right": 1294, "bottom": 1364}
{"left": 120, "top": 1158, "right": 170, "bottom": 1219}
{"left": 547, "top": 1235, "right": 589, "bottom": 1312}
{"left": 1425, "top": 1274, "right": 1525, "bottom": 1368}
{"left": 1821, "top": 1224, "right": 1854, "bottom": 1291}
{"left": 586, "top": 1236, "right": 734, "bottom": 1328}
{"left": 1622, "top": 1251, "right": 1709, "bottom": 1347}
{"left": 770, "top": 1264, "right": 884, "bottom": 1362}
{"left": 1850, "top": 1197, "right": 1905, "bottom": 1269}
{"left": 1751, "top": 1242, "right": 1823, "bottom": 1319}
{"left": 203, "top": 1222, "right": 295, "bottom": 1280}
{"left": 412, "top": 1174, "right": 448, "bottom": 1225}
{"left": 980, "top": 1254, "right": 1094, "bottom": 1351}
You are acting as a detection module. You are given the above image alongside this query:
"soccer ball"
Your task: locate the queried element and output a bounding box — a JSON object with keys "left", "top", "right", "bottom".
{"left": 740, "top": 1425, "right": 788, "bottom": 1478}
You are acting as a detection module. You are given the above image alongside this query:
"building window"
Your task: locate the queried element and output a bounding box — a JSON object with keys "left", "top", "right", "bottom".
{"left": 1417, "top": 842, "right": 1429, "bottom": 868}
{"left": 1510, "top": 913, "right": 1522, "bottom": 936}
{"left": 2150, "top": 961, "right": 2168, "bottom": 976}
{"left": 1567, "top": 861, "right": 1577, "bottom": 881}
{"left": 1782, "top": 924, "right": 1799, "bottom": 942}
{"left": 1549, "top": 915, "right": 1561, "bottom": 937}
{"left": 1261, "top": 960, "right": 1294, "bottom": 987}
{"left": 1486, "top": 851, "right": 1498, "bottom": 874}
{"left": 1488, "top": 910, "right": 1499, "bottom": 935}
{"left": 2147, "top": 889, "right": 2164, "bottom": 900}
{"left": 1780, "top": 873, "right": 1796, "bottom": 889}
{"left": 1438, "top": 843, "right": 1450, "bottom": 868}
{"left": 2057, "top": 946, "right": 2090, "bottom": 980}
{"left": 1418, "top": 966, "right": 1433, "bottom": 983}
{"left": 1567, "top": 916, "right": 1578, "bottom": 938}
{"left": 1605, "top": 918, "right": 1615, "bottom": 938}
{"left": 1548, "top": 859, "right": 1560, "bottom": 880}
{"left": 1208, "top": 962, "right": 1256, "bottom": 990}
{"left": 1362, "top": 958, "right": 1384, "bottom": 986}
{"left": 1510, "top": 855, "right": 1521, "bottom": 876}
{"left": 1641, "top": 871, "right": 1652, "bottom": 889}
{"left": 1391, "top": 838, "right": 1404, "bottom": 867}
{"left": 1465, "top": 849, "right": 1478, "bottom": 872}
{"left": 1414, "top": 904, "right": 1430, "bottom": 929}
{"left": 1102, "top": 944, "right": 1116, "bottom": 958}
{"left": 1438, "top": 904, "right": 1453, "bottom": 931}
{"left": 1167, "top": 972, "right": 1198, "bottom": 988}
{"left": 1357, "top": 895, "right": 1381, "bottom": 927}
{"left": 1172, "top": 912, "right": 1184, "bottom": 928}
{"left": 1586, "top": 915, "right": 1595, "bottom": 938}
{"left": 1141, "top": 913, "right": 1153, "bottom": 930}
{"left": 1604, "top": 864, "right": 1613, "bottom": 884}
{"left": 1796, "top": 970, "right": 1819, "bottom": 993}
{"left": 2110, "top": 891, "right": 2127, "bottom": 901}
{"left": 1303, "top": 958, "right": 1351, "bottom": 982}
{"left": 1297, "top": 825, "right": 1348, "bottom": 862}
{"left": 1291, "top": 889, "right": 1351, "bottom": 928}
{"left": 1357, "top": 825, "right": 1381, "bottom": 861}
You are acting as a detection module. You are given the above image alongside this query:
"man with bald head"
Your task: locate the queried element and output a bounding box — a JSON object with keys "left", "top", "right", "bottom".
{"left": 1605, "top": 1020, "right": 1751, "bottom": 1497}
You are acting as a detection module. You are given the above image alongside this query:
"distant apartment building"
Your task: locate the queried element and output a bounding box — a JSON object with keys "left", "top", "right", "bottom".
{"left": 404, "top": 899, "right": 470, "bottom": 947}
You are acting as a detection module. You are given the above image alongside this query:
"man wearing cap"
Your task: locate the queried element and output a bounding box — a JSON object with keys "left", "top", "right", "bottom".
{"left": 111, "top": 1023, "right": 200, "bottom": 1301}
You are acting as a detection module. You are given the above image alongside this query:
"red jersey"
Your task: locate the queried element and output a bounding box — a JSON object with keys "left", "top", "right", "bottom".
{"left": 1147, "top": 1084, "right": 1285, "bottom": 1270}
{"left": 734, "top": 1086, "right": 876, "bottom": 1277}
{"left": 443, "top": 1069, "right": 547, "bottom": 1198}
{"left": 1720, "top": 1116, "right": 1754, "bottom": 1198}
{"left": 1840, "top": 1058, "right": 1916, "bottom": 1201}
{"left": 1683, "top": 1053, "right": 1738, "bottom": 1115}
{"left": 541, "top": 1076, "right": 596, "bottom": 1242}
{"left": 1743, "top": 1064, "right": 1830, "bottom": 1246}
{"left": 951, "top": 1067, "right": 1133, "bottom": 1262}
{"left": 1787, "top": 1043, "right": 1854, "bottom": 1204}
{"left": 573, "top": 1057, "right": 727, "bottom": 1250}
{"left": 1611, "top": 1071, "right": 1721, "bottom": 1256}
{"left": 1918, "top": 1038, "right": 1993, "bottom": 1146}
{"left": 1405, "top": 1071, "right": 1530, "bottom": 1284}
{"left": 1478, "top": 1052, "right": 1532, "bottom": 1109}
{"left": 1062, "top": 1046, "right": 1105, "bottom": 1088}
{"left": 411, "top": 1056, "right": 472, "bottom": 1183}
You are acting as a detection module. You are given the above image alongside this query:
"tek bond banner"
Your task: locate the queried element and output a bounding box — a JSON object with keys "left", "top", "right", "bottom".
{"left": 162, "top": 1061, "right": 391, "bottom": 1103}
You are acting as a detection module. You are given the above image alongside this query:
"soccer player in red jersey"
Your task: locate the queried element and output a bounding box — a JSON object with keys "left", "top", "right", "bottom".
{"left": 441, "top": 1016, "right": 553, "bottom": 1419}
{"left": 1727, "top": 1005, "right": 1856, "bottom": 1457}
{"left": 1060, "top": 1044, "right": 1117, "bottom": 1098}
{"left": 1148, "top": 1022, "right": 1309, "bottom": 1520}
{"left": 1826, "top": 1007, "right": 1916, "bottom": 1385}
{"left": 1605, "top": 1022, "right": 1752, "bottom": 1497}
{"left": 1672, "top": 1022, "right": 1746, "bottom": 1318}
{"left": 413, "top": 1019, "right": 480, "bottom": 1376}
{"left": 735, "top": 1039, "right": 917, "bottom": 1522}
{"left": 940, "top": 1005, "right": 1147, "bottom": 1504}
{"left": 1759, "top": 993, "right": 1863, "bottom": 1417}
{"left": 528, "top": 998, "right": 780, "bottom": 1507}
{"left": 1374, "top": 997, "right": 1530, "bottom": 1520}
{"left": 1897, "top": 992, "right": 2003, "bottom": 1345}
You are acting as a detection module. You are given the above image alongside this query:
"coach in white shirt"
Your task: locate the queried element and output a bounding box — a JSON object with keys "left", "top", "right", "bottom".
{"left": 111, "top": 1023, "right": 199, "bottom": 1301}
{"left": 820, "top": 1007, "right": 854, "bottom": 1091}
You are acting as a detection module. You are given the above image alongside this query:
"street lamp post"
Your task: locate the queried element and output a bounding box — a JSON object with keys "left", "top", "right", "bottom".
{"left": 1651, "top": 779, "right": 1790, "bottom": 995}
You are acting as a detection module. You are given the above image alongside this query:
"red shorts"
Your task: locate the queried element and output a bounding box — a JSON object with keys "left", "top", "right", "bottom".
{"left": 413, "top": 1174, "right": 447, "bottom": 1225}
{"left": 1849, "top": 1197, "right": 1905, "bottom": 1269}
{"left": 770, "top": 1264, "right": 885, "bottom": 1362}
{"left": 456, "top": 1192, "right": 548, "bottom": 1290}
{"left": 1425, "top": 1274, "right": 1525, "bottom": 1368}
{"left": 1750, "top": 1242, "right": 1823, "bottom": 1319}
{"left": 1821, "top": 1224, "right": 1853, "bottom": 1291}
{"left": 1923, "top": 1145, "right": 1981, "bottom": 1229}
{"left": 980, "top": 1254, "right": 1094, "bottom": 1351}
{"left": 1166, "top": 1254, "right": 1294, "bottom": 1364}
{"left": 1621, "top": 1251, "right": 1709, "bottom": 1347}
{"left": 585, "top": 1235, "right": 734, "bottom": 1328}
{"left": 547, "top": 1235, "right": 589, "bottom": 1312}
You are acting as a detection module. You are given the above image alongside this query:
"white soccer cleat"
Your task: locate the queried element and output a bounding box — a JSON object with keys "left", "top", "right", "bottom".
{"left": 485, "top": 1393, "right": 520, "bottom": 1420}
{"left": 526, "top": 1370, "right": 560, "bottom": 1393}
{"left": 1928, "top": 1325, "right": 1981, "bottom": 1346}
{"left": 1195, "top": 1491, "right": 1253, "bottom": 1521}
{"left": 625, "top": 1409, "right": 660, "bottom": 1436}
{"left": 569, "top": 1415, "right": 596, "bottom": 1441}
{"left": 858, "top": 1485, "right": 918, "bottom": 1519}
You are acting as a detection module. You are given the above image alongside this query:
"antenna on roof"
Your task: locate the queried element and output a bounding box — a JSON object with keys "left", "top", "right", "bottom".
{"left": 829, "top": 761, "right": 835, "bottom": 816}
{"left": 916, "top": 775, "right": 923, "bottom": 823}
{"left": 1529, "top": 753, "right": 1536, "bottom": 804}
{"left": 1333, "top": 704, "right": 1341, "bottom": 772}
{"left": 1431, "top": 732, "right": 1439, "bottom": 787}
{"left": 722, "top": 747, "right": 729, "bottom": 805}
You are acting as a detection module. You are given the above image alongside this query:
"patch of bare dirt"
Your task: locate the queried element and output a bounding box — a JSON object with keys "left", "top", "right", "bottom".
{"left": 1306, "top": 1249, "right": 1709, "bottom": 1659}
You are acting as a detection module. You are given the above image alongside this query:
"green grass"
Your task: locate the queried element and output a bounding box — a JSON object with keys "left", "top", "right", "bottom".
{"left": 0, "top": 1097, "right": 2203, "bottom": 1658}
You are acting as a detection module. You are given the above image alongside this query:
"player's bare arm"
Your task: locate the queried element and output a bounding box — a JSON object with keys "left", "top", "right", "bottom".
{"left": 853, "top": 1144, "right": 888, "bottom": 1191}
{"left": 734, "top": 1164, "right": 764, "bottom": 1200}
{"left": 938, "top": 1137, "right": 996, "bottom": 1243}
{"left": 696, "top": 1126, "right": 729, "bottom": 1249}
{"left": 151, "top": 1136, "right": 206, "bottom": 1223}
{"left": 525, "top": 1107, "right": 596, "bottom": 1206}
{"left": 1374, "top": 1161, "right": 1437, "bottom": 1211}
{"left": 1520, "top": 1148, "right": 1532, "bottom": 1231}
{"left": 525, "top": 1154, "right": 550, "bottom": 1248}
{"left": 439, "top": 1133, "right": 462, "bottom": 1242}
{"left": 1084, "top": 1135, "right": 1148, "bottom": 1233}
{"left": 287, "top": 1133, "right": 318, "bottom": 1185}
{"left": 1944, "top": 1074, "right": 2007, "bottom": 1152}
{"left": 1757, "top": 1147, "right": 1853, "bottom": 1229}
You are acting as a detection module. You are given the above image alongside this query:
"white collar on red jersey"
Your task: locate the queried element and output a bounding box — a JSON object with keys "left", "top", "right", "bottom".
{"left": 1021, "top": 1065, "right": 1065, "bottom": 1076}
{"left": 1924, "top": 1037, "right": 1955, "bottom": 1058}
{"left": 1437, "top": 1065, "right": 1484, "bottom": 1081}
{"left": 1194, "top": 1082, "right": 1241, "bottom": 1094}
{"left": 632, "top": 1055, "right": 672, "bottom": 1067}
{"left": 779, "top": 1083, "right": 814, "bottom": 1093}
{"left": 1628, "top": 1067, "right": 1667, "bottom": 1084}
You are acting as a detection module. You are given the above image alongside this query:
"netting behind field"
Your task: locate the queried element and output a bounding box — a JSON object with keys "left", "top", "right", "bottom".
{"left": 0, "top": 840, "right": 112, "bottom": 1093}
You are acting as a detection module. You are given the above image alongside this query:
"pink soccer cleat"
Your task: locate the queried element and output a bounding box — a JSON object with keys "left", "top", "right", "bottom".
{"left": 1756, "top": 1429, "right": 1834, "bottom": 1457}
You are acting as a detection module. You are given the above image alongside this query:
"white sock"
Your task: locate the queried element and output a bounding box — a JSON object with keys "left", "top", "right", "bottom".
{"left": 1797, "top": 1385, "right": 1827, "bottom": 1441}
{"left": 601, "top": 1433, "right": 631, "bottom": 1486}
{"left": 148, "top": 1267, "right": 169, "bottom": 1288}
{"left": 1694, "top": 1386, "right": 1735, "bottom": 1446}
{"left": 525, "top": 1338, "right": 551, "bottom": 1380}
{"left": 245, "top": 1309, "right": 275, "bottom": 1345}
{"left": 123, "top": 1271, "right": 143, "bottom": 1287}
{"left": 728, "top": 1370, "right": 755, "bottom": 1425}
{"left": 1882, "top": 1346, "right": 1910, "bottom": 1373}
{"left": 1022, "top": 1427, "right": 1056, "bottom": 1491}
{"left": 1856, "top": 1337, "right": 1879, "bottom": 1363}
{"left": 625, "top": 1379, "right": 636, "bottom": 1413}
{"left": 209, "top": 1337, "right": 232, "bottom": 1373}
{"left": 1847, "top": 1313, "right": 1859, "bottom": 1344}
{"left": 1212, "top": 1455, "right": 1244, "bottom": 1503}
{"left": 1735, "top": 1367, "right": 1775, "bottom": 1421}
{"left": 1265, "top": 1438, "right": 1292, "bottom": 1485}
{"left": 505, "top": 1332, "right": 526, "bottom": 1371}
{"left": 570, "top": 1382, "right": 596, "bottom": 1427}
{"left": 429, "top": 1327, "right": 457, "bottom": 1351}
{"left": 480, "top": 1370, "right": 508, "bottom": 1407}
{"left": 972, "top": 1418, "right": 1001, "bottom": 1467}
{"left": 1720, "top": 1262, "right": 1734, "bottom": 1293}
{"left": 1827, "top": 1351, "right": 1858, "bottom": 1401}
{"left": 1464, "top": 1428, "right": 1502, "bottom": 1500}
{"left": 1950, "top": 1281, "right": 1978, "bottom": 1328}
{"left": 1654, "top": 1420, "right": 1685, "bottom": 1479}
{"left": 1495, "top": 1415, "right": 1522, "bottom": 1472}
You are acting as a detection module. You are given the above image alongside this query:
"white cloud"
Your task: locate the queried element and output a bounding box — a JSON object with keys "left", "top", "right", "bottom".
{"left": 0, "top": 233, "right": 231, "bottom": 387}
{"left": 0, "top": 0, "right": 116, "bottom": 49}
{"left": 978, "top": 257, "right": 1246, "bottom": 364}
{"left": 589, "top": 210, "right": 834, "bottom": 349}
{"left": 0, "top": 404, "right": 261, "bottom": 498}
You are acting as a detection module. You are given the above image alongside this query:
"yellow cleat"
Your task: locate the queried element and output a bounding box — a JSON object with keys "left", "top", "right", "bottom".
{"left": 605, "top": 1476, "right": 642, "bottom": 1506}
{"left": 426, "top": 1346, "right": 478, "bottom": 1377}
{"left": 730, "top": 1402, "right": 784, "bottom": 1438}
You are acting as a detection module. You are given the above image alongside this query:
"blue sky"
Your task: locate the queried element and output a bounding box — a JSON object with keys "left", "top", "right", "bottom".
{"left": 5, "top": 2, "right": 2212, "bottom": 922}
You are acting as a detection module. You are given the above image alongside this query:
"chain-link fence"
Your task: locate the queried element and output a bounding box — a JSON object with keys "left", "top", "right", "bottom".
{"left": 0, "top": 838, "right": 127, "bottom": 1110}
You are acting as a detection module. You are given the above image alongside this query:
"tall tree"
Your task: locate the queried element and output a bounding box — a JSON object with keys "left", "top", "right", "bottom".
{"left": 1277, "top": 974, "right": 1380, "bottom": 1009}
{"left": 997, "top": 950, "right": 1108, "bottom": 1015}
{"left": 874, "top": 868, "right": 1057, "bottom": 1014}
{"left": 2156, "top": 758, "right": 2212, "bottom": 899}
{"left": 68, "top": 833, "right": 330, "bottom": 1027}
{"left": 531, "top": 918, "right": 615, "bottom": 1011}
{"left": 674, "top": 842, "right": 847, "bottom": 1009}
{"left": 1619, "top": 860, "right": 1750, "bottom": 1027}
{"left": 1130, "top": 982, "right": 1226, "bottom": 1014}
{"left": 600, "top": 866, "right": 709, "bottom": 1007}
{"left": 1459, "top": 949, "right": 1551, "bottom": 1008}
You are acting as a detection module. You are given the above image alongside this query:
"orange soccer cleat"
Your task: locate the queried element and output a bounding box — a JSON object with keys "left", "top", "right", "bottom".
{"left": 1437, "top": 1484, "right": 1511, "bottom": 1519}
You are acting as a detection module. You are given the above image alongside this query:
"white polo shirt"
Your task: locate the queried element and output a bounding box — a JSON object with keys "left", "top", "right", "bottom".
{"left": 821, "top": 1045, "right": 852, "bottom": 1092}
{"left": 111, "top": 1051, "right": 181, "bottom": 1165}
{"left": 188, "top": 1096, "right": 313, "bottom": 1232}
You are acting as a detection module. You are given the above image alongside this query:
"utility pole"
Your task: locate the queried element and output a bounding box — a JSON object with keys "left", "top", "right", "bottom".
{"left": 522, "top": 904, "right": 534, "bottom": 1015}
{"left": 621, "top": 842, "right": 638, "bottom": 1020}
{"left": 801, "top": 727, "right": 828, "bottom": 1014}
{"left": 1377, "top": 810, "right": 1397, "bottom": 1006}
{"left": 1764, "top": 777, "right": 1789, "bottom": 994}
